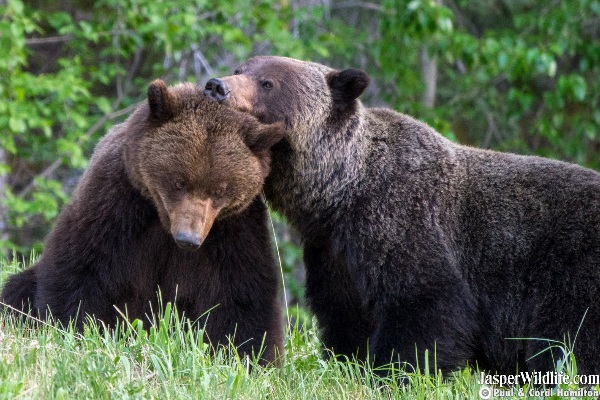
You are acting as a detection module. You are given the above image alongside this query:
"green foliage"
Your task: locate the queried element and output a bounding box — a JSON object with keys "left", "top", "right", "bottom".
{"left": 374, "top": 0, "right": 600, "bottom": 167}
{"left": 0, "top": 1, "right": 94, "bottom": 253}
{"left": 377, "top": 0, "right": 455, "bottom": 112}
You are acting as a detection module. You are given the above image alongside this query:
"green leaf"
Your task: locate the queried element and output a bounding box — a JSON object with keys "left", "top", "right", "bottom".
{"left": 572, "top": 76, "right": 587, "bottom": 101}
{"left": 8, "top": 116, "right": 26, "bottom": 133}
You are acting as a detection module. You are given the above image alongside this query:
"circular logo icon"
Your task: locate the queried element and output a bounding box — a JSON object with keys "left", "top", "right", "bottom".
{"left": 479, "top": 385, "right": 492, "bottom": 399}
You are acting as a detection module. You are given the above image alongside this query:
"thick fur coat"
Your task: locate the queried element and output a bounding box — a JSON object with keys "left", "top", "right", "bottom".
{"left": 2, "top": 81, "right": 285, "bottom": 364}
{"left": 206, "top": 56, "right": 600, "bottom": 374}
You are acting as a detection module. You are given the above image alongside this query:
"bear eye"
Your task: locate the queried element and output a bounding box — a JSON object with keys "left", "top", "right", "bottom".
{"left": 212, "top": 185, "right": 227, "bottom": 198}
{"left": 173, "top": 180, "right": 186, "bottom": 191}
{"left": 233, "top": 68, "right": 242, "bottom": 75}
{"left": 260, "top": 80, "right": 274, "bottom": 90}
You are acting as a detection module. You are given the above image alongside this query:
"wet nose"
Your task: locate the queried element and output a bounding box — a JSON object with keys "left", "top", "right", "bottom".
{"left": 174, "top": 231, "right": 202, "bottom": 250}
{"left": 204, "top": 78, "right": 230, "bottom": 102}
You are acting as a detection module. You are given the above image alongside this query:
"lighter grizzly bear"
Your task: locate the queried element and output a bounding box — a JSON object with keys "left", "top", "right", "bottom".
{"left": 205, "top": 56, "right": 600, "bottom": 374}
{"left": 2, "top": 80, "right": 285, "bottom": 364}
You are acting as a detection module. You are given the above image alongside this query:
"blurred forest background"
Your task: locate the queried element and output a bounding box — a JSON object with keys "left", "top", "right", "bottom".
{"left": 2, "top": 0, "right": 600, "bottom": 308}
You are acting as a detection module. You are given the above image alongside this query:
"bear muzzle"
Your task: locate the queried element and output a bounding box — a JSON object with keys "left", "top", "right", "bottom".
{"left": 204, "top": 75, "right": 255, "bottom": 114}
{"left": 169, "top": 197, "right": 218, "bottom": 251}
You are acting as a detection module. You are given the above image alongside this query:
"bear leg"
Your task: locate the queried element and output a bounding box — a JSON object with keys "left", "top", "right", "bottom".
{"left": 1, "top": 266, "right": 37, "bottom": 316}
{"left": 304, "top": 243, "right": 375, "bottom": 359}
{"left": 369, "top": 282, "right": 478, "bottom": 374}
{"left": 36, "top": 268, "right": 118, "bottom": 329}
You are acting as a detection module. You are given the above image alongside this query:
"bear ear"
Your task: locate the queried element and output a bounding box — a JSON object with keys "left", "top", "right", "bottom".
{"left": 327, "top": 68, "right": 370, "bottom": 110}
{"left": 147, "top": 79, "right": 176, "bottom": 123}
{"left": 243, "top": 121, "right": 286, "bottom": 154}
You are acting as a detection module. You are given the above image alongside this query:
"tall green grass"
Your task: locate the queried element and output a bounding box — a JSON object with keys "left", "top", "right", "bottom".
{"left": 0, "top": 256, "right": 597, "bottom": 399}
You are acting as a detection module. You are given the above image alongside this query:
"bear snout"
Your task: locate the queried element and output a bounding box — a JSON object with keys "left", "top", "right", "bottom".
{"left": 204, "top": 78, "right": 230, "bottom": 102}
{"left": 169, "top": 197, "right": 219, "bottom": 251}
{"left": 173, "top": 230, "right": 202, "bottom": 250}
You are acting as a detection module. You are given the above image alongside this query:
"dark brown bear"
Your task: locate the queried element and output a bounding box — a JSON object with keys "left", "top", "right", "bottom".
{"left": 205, "top": 56, "right": 600, "bottom": 374}
{"left": 2, "top": 80, "right": 285, "bottom": 364}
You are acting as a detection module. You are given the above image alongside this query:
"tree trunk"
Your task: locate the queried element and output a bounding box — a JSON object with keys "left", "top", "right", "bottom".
{"left": 421, "top": 47, "right": 438, "bottom": 108}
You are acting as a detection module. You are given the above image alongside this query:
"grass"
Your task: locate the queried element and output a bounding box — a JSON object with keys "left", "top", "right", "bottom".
{"left": 0, "top": 256, "right": 597, "bottom": 399}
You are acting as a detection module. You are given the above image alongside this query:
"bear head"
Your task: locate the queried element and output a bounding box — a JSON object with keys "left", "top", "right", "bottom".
{"left": 125, "top": 80, "right": 284, "bottom": 250}
{"left": 203, "top": 56, "right": 370, "bottom": 134}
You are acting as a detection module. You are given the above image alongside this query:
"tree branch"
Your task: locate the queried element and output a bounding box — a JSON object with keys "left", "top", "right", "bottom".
{"left": 331, "top": 2, "right": 383, "bottom": 12}
{"left": 191, "top": 44, "right": 215, "bottom": 78}
{"left": 25, "top": 35, "right": 73, "bottom": 45}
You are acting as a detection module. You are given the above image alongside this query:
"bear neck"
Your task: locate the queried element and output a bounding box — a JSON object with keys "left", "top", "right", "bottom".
{"left": 264, "top": 105, "right": 369, "bottom": 239}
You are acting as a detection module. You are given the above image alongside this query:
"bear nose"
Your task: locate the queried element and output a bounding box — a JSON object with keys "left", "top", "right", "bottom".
{"left": 174, "top": 231, "right": 202, "bottom": 250}
{"left": 204, "top": 78, "right": 230, "bottom": 102}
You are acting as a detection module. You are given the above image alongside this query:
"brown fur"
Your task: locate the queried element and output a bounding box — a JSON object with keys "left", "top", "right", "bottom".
{"left": 2, "top": 80, "right": 285, "bottom": 364}
{"left": 206, "top": 56, "right": 600, "bottom": 374}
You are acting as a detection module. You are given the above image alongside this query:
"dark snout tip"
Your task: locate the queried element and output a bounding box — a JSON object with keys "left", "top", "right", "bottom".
{"left": 174, "top": 231, "right": 202, "bottom": 251}
{"left": 203, "top": 78, "right": 230, "bottom": 103}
